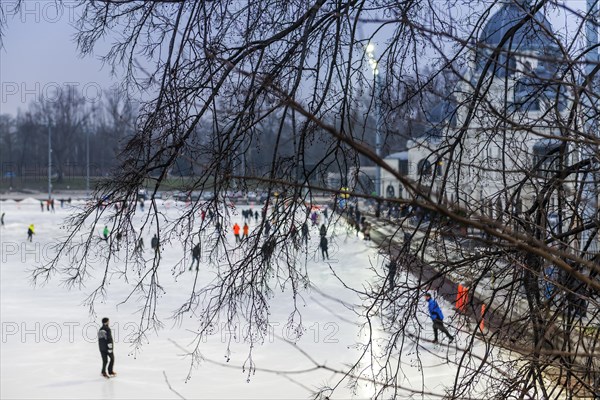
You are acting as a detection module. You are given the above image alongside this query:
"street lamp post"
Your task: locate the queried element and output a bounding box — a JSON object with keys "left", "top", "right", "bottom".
{"left": 366, "top": 42, "right": 382, "bottom": 197}
{"left": 48, "top": 121, "right": 52, "bottom": 200}
{"left": 86, "top": 129, "right": 90, "bottom": 196}
{"left": 581, "top": 0, "right": 599, "bottom": 254}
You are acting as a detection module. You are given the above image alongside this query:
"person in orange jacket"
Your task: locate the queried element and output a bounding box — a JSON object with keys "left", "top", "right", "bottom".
{"left": 233, "top": 223, "right": 241, "bottom": 243}
{"left": 242, "top": 223, "right": 249, "bottom": 241}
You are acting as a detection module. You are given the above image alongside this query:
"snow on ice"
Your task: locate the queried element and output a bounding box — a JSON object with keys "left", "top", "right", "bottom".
{"left": 1, "top": 198, "right": 488, "bottom": 399}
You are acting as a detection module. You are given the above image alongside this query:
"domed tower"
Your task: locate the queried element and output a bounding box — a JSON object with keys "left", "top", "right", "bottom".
{"left": 475, "top": 0, "right": 557, "bottom": 78}
{"left": 471, "top": 0, "right": 567, "bottom": 113}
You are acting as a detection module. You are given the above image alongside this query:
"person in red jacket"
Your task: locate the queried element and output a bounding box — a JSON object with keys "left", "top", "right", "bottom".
{"left": 233, "top": 223, "right": 241, "bottom": 243}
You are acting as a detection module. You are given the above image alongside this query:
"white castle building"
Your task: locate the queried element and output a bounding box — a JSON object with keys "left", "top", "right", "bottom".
{"left": 382, "top": 1, "right": 598, "bottom": 254}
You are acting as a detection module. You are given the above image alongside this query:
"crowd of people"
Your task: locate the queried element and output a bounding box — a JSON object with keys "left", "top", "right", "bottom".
{"left": 4, "top": 194, "right": 460, "bottom": 382}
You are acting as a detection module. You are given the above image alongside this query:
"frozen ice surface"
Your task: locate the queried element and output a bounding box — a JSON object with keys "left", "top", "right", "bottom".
{"left": 0, "top": 199, "right": 485, "bottom": 399}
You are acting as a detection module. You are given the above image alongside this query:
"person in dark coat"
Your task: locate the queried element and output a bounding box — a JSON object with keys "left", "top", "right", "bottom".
{"left": 151, "top": 234, "right": 159, "bottom": 254}
{"left": 319, "top": 224, "right": 327, "bottom": 238}
{"left": 363, "top": 222, "right": 371, "bottom": 241}
{"left": 261, "top": 237, "right": 276, "bottom": 265}
{"left": 98, "top": 317, "right": 116, "bottom": 378}
{"left": 425, "top": 293, "right": 454, "bottom": 343}
{"left": 386, "top": 259, "right": 397, "bottom": 291}
{"left": 190, "top": 242, "right": 201, "bottom": 271}
{"left": 115, "top": 231, "right": 123, "bottom": 251}
{"left": 319, "top": 236, "right": 329, "bottom": 260}
{"left": 301, "top": 222, "right": 309, "bottom": 245}
{"left": 134, "top": 237, "right": 144, "bottom": 253}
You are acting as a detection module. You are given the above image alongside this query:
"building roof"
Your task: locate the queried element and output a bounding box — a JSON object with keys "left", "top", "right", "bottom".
{"left": 532, "top": 138, "right": 562, "bottom": 156}
{"left": 385, "top": 151, "right": 409, "bottom": 160}
{"left": 475, "top": 1, "right": 557, "bottom": 77}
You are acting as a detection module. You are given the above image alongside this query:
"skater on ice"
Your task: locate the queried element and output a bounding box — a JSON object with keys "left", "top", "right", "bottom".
{"left": 233, "top": 222, "right": 241, "bottom": 243}
{"left": 301, "top": 221, "right": 309, "bottom": 246}
{"left": 190, "top": 242, "right": 201, "bottom": 271}
{"left": 27, "top": 224, "right": 35, "bottom": 242}
{"left": 363, "top": 222, "right": 371, "bottom": 241}
{"left": 425, "top": 293, "right": 454, "bottom": 344}
{"left": 98, "top": 317, "right": 116, "bottom": 378}
{"left": 319, "top": 223, "right": 327, "bottom": 238}
{"left": 386, "top": 259, "right": 397, "bottom": 291}
{"left": 134, "top": 236, "right": 144, "bottom": 253}
{"left": 151, "top": 234, "right": 160, "bottom": 254}
{"left": 102, "top": 226, "right": 109, "bottom": 241}
{"left": 115, "top": 231, "right": 123, "bottom": 250}
{"left": 261, "top": 237, "right": 276, "bottom": 265}
{"left": 242, "top": 223, "right": 249, "bottom": 241}
{"left": 319, "top": 235, "right": 329, "bottom": 260}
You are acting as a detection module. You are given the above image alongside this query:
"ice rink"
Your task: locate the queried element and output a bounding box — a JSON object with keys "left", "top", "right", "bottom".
{"left": 1, "top": 198, "right": 472, "bottom": 399}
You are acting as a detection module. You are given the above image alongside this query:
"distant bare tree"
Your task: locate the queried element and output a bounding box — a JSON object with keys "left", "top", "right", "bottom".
{"left": 30, "top": 86, "right": 91, "bottom": 183}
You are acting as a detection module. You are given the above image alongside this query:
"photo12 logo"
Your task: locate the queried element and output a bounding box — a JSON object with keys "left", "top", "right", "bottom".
{"left": 1, "top": 321, "right": 140, "bottom": 344}
{"left": 1, "top": 320, "right": 340, "bottom": 345}
{"left": 2, "top": 1, "right": 80, "bottom": 24}
{"left": 1, "top": 82, "right": 103, "bottom": 106}
{"left": 213, "top": 321, "right": 340, "bottom": 345}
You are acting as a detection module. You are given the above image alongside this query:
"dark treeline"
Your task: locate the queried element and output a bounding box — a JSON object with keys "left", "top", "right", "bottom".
{"left": 0, "top": 73, "right": 448, "bottom": 188}
{"left": 0, "top": 87, "right": 135, "bottom": 183}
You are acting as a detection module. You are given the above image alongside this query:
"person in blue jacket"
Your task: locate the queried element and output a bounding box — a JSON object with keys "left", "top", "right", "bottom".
{"left": 425, "top": 293, "right": 454, "bottom": 343}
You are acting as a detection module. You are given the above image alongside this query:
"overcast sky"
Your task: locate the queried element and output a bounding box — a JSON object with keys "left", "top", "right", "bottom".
{"left": 0, "top": 1, "right": 594, "bottom": 118}
{"left": 0, "top": 1, "right": 116, "bottom": 117}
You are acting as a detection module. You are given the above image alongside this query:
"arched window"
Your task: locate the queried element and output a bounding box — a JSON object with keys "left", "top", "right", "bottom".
{"left": 386, "top": 185, "right": 395, "bottom": 198}
{"left": 417, "top": 159, "right": 432, "bottom": 177}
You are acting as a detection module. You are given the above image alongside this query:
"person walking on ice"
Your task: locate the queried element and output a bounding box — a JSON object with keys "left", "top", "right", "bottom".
{"left": 319, "top": 235, "right": 329, "bottom": 260}
{"left": 190, "top": 242, "right": 201, "bottom": 271}
{"left": 425, "top": 293, "right": 454, "bottom": 344}
{"left": 242, "top": 223, "right": 249, "bottom": 241}
{"left": 27, "top": 224, "right": 35, "bottom": 242}
{"left": 98, "top": 317, "right": 116, "bottom": 378}
{"left": 386, "top": 259, "right": 397, "bottom": 292}
{"left": 301, "top": 222, "right": 309, "bottom": 246}
{"left": 134, "top": 237, "right": 144, "bottom": 253}
{"left": 319, "top": 223, "right": 327, "bottom": 238}
{"left": 233, "top": 223, "right": 241, "bottom": 243}
{"left": 151, "top": 234, "right": 160, "bottom": 254}
{"left": 102, "top": 226, "right": 109, "bottom": 241}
